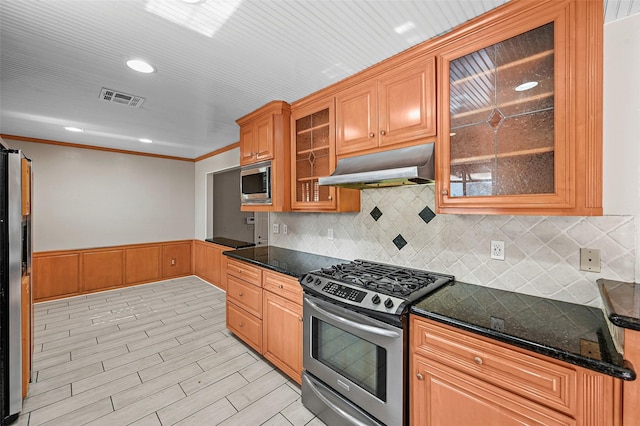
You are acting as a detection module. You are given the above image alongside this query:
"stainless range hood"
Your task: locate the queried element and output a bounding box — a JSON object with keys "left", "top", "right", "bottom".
{"left": 318, "top": 143, "right": 435, "bottom": 189}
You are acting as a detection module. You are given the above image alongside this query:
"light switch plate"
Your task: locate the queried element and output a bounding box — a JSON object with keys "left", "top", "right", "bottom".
{"left": 580, "top": 248, "right": 601, "bottom": 272}
{"left": 272, "top": 223, "right": 279, "bottom": 234}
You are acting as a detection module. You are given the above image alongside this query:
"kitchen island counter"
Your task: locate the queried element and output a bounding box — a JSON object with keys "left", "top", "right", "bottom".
{"left": 223, "top": 245, "right": 348, "bottom": 278}
{"left": 411, "top": 280, "right": 635, "bottom": 381}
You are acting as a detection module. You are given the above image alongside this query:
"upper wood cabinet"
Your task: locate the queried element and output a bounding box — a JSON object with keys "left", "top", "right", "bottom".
{"left": 290, "top": 97, "right": 360, "bottom": 212}
{"left": 237, "top": 101, "right": 292, "bottom": 212}
{"left": 435, "top": 0, "right": 603, "bottom": 215}
{"left": 237, "top": 101, "right": 290, "bottom": 166}
{"left": 21, "top": 158, "right": 31, "bottom": 216}
{"left": 335, "top": 56, "right": 437, "bottom": 157}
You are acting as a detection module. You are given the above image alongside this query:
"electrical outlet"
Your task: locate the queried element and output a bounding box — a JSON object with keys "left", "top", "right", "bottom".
{"left": 490, "top": 240, "right": 505, "bottom": 260}
{"left": 272, "top": 223, "right": 279, "bottom": 234}
{"left": 580, "top": 248, "right": 601, "bottom": 272}
{"left": 282, "top": 224, "right": 288, "bottom": 235}
{"left": 490, "top": 316, "right": 505, "bottom": 332}
{"left": 327, "top": 228, "right": 334, "bottom": 240}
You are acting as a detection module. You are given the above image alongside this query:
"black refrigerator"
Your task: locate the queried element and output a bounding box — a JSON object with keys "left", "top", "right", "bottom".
{"left": 0, "top": 148, "right": 31, "bottom": 425}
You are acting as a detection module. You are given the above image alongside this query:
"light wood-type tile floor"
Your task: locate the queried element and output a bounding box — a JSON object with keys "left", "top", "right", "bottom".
{"left": 16, "top": 276, "right": 326, "bottom": 426}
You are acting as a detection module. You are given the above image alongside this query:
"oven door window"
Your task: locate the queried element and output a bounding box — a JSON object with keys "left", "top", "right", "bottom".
{"left": 311, "top": 317, "right": 387, "bottom": 402}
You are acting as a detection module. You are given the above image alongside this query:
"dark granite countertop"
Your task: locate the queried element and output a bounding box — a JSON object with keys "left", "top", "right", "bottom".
{"left": 411, "top": 281, "right": 635, "bottom": 381}
{"left": 598, "top": 278, "right": 640, "bottom": 331}
{"left": 223, "top": 245, "right": 349, "bottom": 278}
{"left": 205, "top": 237, "right": 255, "bottom": 249}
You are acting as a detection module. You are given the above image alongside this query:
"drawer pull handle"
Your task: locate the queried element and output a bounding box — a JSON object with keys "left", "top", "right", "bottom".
{"left": 474, "top": 356, "right": 483, "bottom": 365}
{"left": 278, "top": 284, "right": 284, "bottom": 289}
{"left": 416, "top": 373, "right": 424, "bottom": 381}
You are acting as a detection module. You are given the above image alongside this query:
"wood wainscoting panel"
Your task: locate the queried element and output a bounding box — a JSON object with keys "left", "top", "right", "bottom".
{"left": 162, "top": 242, "right": 192, "bottom": 278}
{"left": 33, "top": 240, "right": 193, "bottom": 302}
{"left": 81, "top": 250, "right": 124, "bottom": 292}
{"left": 33, "top": 253, "right": 80, "bottom": 300}
{"left": 125, "top": 246, "right": 161, "bottom": 284}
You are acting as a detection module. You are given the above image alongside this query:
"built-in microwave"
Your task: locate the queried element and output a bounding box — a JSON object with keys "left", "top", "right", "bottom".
{"left": 241, "top": 161, "right": 272, "bottom": 205}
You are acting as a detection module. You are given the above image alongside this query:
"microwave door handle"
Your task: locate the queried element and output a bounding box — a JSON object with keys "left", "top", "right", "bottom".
{"left": 302, "top": 374, "right": 372, "bottom": 426}
{"left": 305, "top": 297, "right": 400, "bottom": 338}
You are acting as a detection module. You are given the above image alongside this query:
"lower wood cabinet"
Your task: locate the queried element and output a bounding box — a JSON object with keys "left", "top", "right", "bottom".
{"left": 21, "top": 275, "right": 32, "bottom": 398}
{"left": 225, "top": 261, "right": 304, "bottom": 384}
{"left": 226, "top": 300, "right": 262, "bottom": 353}
{"left": 410, "top": 315, "right": 622, "bottom": 426}
{"left": 262, "top": 271, "right": 303, "bottom": 384}
{"left": 193, "top": 240, "right": 226, "bottom": 290}
{"left": 226, "top": 258, "right": 264, "bottom": 353}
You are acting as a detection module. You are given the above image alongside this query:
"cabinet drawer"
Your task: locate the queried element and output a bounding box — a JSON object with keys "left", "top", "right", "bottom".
{"left": 226, "top": 258, "right": 262, "bottom": 286}
{"left": 227, "top": 275, "right": 262, "bottom": 318}
{"left": 263, "top": 270, "right": 302, "bottom": 304}
{"left": 227, "top": 302, "right": 262, "bottom": 353}
{"left": 410, "top": 316, "right": 577, "bottom": 415}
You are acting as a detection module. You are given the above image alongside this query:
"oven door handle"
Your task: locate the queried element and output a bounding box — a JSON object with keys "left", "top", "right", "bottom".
{"left": 305, "top": 297, "right": 401, "bottom": 338}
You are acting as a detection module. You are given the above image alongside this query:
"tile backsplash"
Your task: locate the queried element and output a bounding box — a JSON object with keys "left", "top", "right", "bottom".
{"left": 271, "top": 185, "right": 635, "bottom": 307}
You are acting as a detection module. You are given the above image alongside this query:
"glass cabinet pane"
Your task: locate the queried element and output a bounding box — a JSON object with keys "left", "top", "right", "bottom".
{"left": 294, "top": 107, "right": 332, "bottom": 204}
{"left": 449, "top": 23, "right": 555, "bottom": 197}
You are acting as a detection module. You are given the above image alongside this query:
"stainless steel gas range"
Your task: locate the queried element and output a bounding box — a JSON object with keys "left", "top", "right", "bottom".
{"left": 299, "top": 260, "right": 454, "bottom": 426}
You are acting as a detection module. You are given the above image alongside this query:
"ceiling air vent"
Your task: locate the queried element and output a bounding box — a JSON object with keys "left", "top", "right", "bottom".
{"left": 99, "top": 87, "right": 145, "bottom": 108}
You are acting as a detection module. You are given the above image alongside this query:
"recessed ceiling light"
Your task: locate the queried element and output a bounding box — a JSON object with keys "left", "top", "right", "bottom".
{"left": 126, "top": 59, "right": 156, "bottom": 74}
{"left": 515, "top": 81, "right": 539, "bottom": 92}
{"left": 139, "top": 138, "right": 153, "bottom": 144}
{"left": 65, "top": 126, "right": 84, "bottom": 132}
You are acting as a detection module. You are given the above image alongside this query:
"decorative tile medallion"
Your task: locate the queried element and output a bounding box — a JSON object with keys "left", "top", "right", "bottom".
{"left": 370, "top": 206, "right": 383, "bottom": 221}
{"left": 419, "top": 206, "right": 436, "bottom": 224}
{"left": 393, "top": 234, "right": 407, "bottom": 250}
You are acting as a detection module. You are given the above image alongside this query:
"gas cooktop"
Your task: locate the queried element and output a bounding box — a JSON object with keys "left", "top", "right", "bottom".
{"left": 300, "top": 259, "right": 454, "bottom": 316}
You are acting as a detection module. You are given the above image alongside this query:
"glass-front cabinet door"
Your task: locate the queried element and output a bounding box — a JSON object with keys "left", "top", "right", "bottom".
{"left": 436, "top": 0, "right": 603, "bottom": 216}
{"left": 291, "top": 100, "right": 336, "bottom": 210}
{"left": 449, "top": 23, "right": 555, "bottom": 198}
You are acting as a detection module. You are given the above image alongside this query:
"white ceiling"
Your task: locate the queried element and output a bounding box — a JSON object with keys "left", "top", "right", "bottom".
{"left": 1, "top": 0, "right": 638, "bottom": 159}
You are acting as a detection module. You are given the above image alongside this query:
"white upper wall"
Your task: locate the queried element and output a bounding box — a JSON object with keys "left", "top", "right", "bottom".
{"left": 602, "top": 13, "right": 640, "bottom": 278}
{"left": 603, "top": 13, "right": 640, "bottom": 216}
{"left": 8, "top": 140, "right": 196, "bottom": 251}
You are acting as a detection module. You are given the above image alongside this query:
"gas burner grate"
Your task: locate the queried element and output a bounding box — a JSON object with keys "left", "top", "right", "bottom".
{"left": 317, "top": 260, "right": 451, "bottom": 297}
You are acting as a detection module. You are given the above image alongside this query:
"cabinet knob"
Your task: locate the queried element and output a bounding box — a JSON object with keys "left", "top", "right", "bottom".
{"left": 369, "top": 132, "right": 375, "bottom": 138}
{"left": 239, "top": 322, "right": 244, "bottom": 327}
{"left": 238, "top": 292, "right": 243, "bottom": 297}
{"left": 278, "top": 284, "right": 284, "bottom": 289}
{"left": 416, "top": 373, "right": 424, "bottom": 381}
{"left": 380, "top": 130, "right": 386, "bottom": 136}
{"left": 441, "top": 189, "right": 449, "bottom": 196}
{"left": 328, "top": 195, "right": 332, "bottom": 200}
{"left": 298, "top": 317, "right": 303, "bottom": 322}
{"left": 474, "top": 356, "right": 483, "bottom": 365}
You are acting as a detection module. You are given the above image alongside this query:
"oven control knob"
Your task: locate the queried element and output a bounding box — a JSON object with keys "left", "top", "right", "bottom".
{"left": 305, "top": 275, "right": 314, "bottom": 283}
{"left": 384, "top": 298, "right": 394, "bottom": 309}
{"left": 371, "top": 294, "right": 381, "bottom": 305}
{"left": 314, "top": 277, "right": 322, "bottom": 286}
